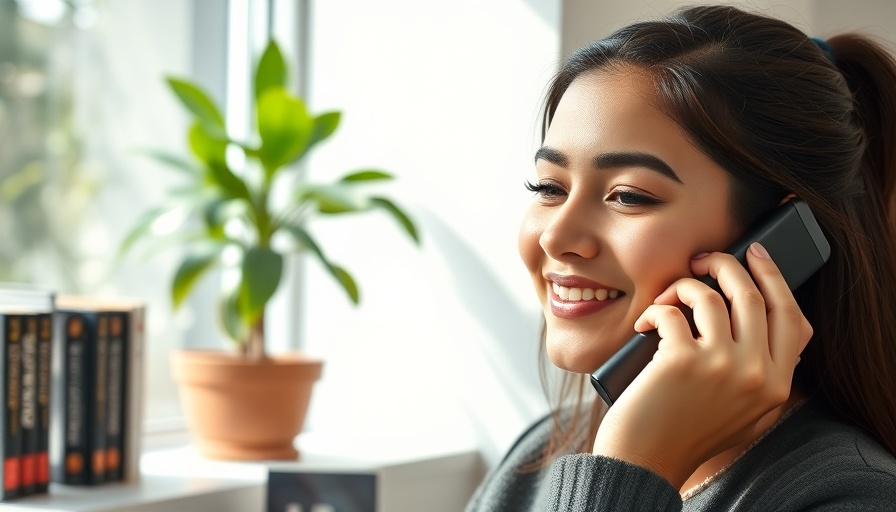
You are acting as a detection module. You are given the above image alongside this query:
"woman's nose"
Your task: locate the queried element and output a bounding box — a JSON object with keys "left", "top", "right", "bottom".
{"left": 539, "top": 201, "right": 600, "bottom": 260}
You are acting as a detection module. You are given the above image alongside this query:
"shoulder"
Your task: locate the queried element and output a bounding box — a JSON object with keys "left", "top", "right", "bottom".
{"left": 785, "top": 399, "right": 896, "bottom": 478}
{"left": 688, "top": 398, "right": 896, "bottom": 510}
{"left": 771, "top": 400, "right": 896, "bottom": 508}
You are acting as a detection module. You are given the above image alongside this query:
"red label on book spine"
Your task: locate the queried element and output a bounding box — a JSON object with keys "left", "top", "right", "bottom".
{"left": 4, "top": 458, "right": 20, "bottom": 490}
{"left": 21, "top": 454, "right": 35, "bottom": 486}
{"left": 37, "top": 452, "right": 48, "bottom": 483}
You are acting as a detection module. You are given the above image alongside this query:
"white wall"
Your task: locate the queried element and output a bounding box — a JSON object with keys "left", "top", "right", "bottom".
{"left": 298, "top": 0, "right": 561, "bottom": 466}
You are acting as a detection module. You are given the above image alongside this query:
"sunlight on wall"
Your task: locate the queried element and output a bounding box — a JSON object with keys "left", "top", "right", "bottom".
{"left": 298, "top": 0, "right": 561, "bottom": 466}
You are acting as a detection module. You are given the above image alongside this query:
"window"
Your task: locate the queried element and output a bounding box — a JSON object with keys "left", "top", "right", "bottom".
{"left": 0, "top": 0, "right": 307, "bottom": 431}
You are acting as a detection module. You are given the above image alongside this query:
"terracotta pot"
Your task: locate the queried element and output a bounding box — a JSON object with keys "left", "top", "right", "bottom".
{"left": 170, "top": 350, "right": 323, "bottom": 460}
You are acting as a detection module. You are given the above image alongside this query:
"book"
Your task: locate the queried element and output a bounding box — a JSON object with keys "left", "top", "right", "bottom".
{"left": 19, "top": 314, "right": 38, "bottom": 495}
{"left": 0, "top": 285, "right": 54, "bottom": 497}
{"left": 35, "top": 312, "right": 52, "bottom": 493}
{"left": 123, "top": 302, "right": 145, "bottom": 483}
{"left": 90, "top": 313, "right": 109, "bottom": 485}
{"left": 104, "top": 311, "right": 126, "bottom": 482}
{"left": 50, "top": 310, "right": 91, "bottom": 485}
{"left": 1, "top": 313, "right": 23, "bottom": 500}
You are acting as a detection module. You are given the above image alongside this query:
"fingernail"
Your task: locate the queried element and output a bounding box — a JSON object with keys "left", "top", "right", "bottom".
{"left": 750, "top": 242, "right": 770, "bottom": 259}
{"left": 692, "top": 252, "right": 710, "bottom": 260}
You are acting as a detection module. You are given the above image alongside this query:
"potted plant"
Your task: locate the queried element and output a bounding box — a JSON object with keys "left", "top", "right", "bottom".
{"left": 122, "top": 40, "right": 419, "bottom": 460}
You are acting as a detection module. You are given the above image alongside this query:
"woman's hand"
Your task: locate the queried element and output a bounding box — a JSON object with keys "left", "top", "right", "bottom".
{"left": 592, "top": 242, "right": 813, "bottom": 489}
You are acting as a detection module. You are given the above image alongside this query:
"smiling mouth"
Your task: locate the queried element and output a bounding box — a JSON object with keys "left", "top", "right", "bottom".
{"left": 551, "top": 283, "right": 624, "bottom": 302}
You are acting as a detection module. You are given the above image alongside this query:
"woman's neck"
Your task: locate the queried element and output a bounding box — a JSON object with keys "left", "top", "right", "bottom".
{"left": 679, "top": 389, "right": 807, "bottom": 498}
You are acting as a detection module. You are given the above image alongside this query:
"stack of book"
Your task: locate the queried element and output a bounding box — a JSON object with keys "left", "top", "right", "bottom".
{"left": 0, "top": 287, "right": 55, "bottom": 501}
{"left": 0, "top": 287, "right": 145, "bottom": 501}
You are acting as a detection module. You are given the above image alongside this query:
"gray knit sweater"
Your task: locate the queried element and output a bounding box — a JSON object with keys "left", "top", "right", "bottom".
{"left": 466, "top": 399, "right": 896, "bottom": 511}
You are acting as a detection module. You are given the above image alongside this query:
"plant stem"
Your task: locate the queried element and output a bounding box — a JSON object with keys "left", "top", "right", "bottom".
{"left": 247, "top": 309, "right": 265, "bottom": 360}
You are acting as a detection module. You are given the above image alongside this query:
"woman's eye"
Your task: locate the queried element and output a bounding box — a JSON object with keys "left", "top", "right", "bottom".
{"left": 525, "top": 180, "right": 566, "bottom": 199}
{"left": 606, "top": 190, "right": 661, "bottom": 207}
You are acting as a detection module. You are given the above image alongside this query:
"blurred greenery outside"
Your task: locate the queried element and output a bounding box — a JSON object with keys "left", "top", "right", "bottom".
{"left": 0, "top": 0, "right": 98, "bottom": 291}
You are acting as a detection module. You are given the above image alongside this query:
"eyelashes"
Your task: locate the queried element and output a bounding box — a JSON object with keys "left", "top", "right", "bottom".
{"left": 524, "top": 180, "right": 565, "bottom": 198}
{"left": 606, "top": 190, "right": 662, "bottom": 207}
{"left": 525, "top": 180, "right": 662, "bottom": 207}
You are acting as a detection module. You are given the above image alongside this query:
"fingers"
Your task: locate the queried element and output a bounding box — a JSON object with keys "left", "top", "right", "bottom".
{"left": 743, "top": 242, "right": 809, "bottom": 366}
{"left": 643, "top": 279, "right": 733, "bottom": 344}
{"left": 688, "top": 251, "right": 769, "bottom": 350}
{"left": 635, "top": 304, "right": 695, "bottom": 342}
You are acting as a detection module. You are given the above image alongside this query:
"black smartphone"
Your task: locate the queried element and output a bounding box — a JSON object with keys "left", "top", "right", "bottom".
{"left": 590, "top": 198, "right": 831, "bottom": 406}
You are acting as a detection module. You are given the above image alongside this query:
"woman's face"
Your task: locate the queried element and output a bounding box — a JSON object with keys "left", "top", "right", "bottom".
{"left": 519, "top": 68, "right": 738, "bottom": 374}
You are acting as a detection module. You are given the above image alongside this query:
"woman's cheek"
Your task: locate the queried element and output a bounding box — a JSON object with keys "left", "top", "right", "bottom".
{"left": 603, "top": 224, "right": 691, "bottom": 322}
{"left": 518, "top": 208, "right": 545, "bottom": 275}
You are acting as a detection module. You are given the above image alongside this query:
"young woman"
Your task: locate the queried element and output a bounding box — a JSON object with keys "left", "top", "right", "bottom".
{"left": 467, "top": 5, "right": 896, "bottom": 511}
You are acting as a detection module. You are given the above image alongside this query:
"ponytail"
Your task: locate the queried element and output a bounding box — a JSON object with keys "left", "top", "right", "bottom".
{"left": 798, "top": 34, "right": 896, "bottom": 455}
{"left": 829, "top": 35, "right": 896, "bottom": 223}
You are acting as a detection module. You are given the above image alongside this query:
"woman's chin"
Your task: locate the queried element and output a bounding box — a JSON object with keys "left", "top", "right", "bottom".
{"left": 545, "top": 331, "right": 627, "bottom": 374}
{"left": 545, "top": 339, "right": 617, "bottom": 375}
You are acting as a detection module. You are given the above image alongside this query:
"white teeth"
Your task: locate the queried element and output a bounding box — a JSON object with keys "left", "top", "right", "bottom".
{"left": 551, "top": 283, "right": 622, "bottom": 302}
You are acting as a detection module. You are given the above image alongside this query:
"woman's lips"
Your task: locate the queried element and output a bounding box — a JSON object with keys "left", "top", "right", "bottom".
{"left": 547, "top": 282, "right": 624, "bottom": 319}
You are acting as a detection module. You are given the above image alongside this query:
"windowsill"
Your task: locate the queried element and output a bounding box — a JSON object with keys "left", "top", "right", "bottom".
{"left": 0, "top": 476, "right": 265, "bottom": 512}
{"left": 0, "top": 432, "right": 482, "bottom": 512}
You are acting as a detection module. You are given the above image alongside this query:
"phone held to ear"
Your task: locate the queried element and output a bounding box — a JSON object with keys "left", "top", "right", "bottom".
{"left": 590, "top": 198, "right": 831, "bottom": 407}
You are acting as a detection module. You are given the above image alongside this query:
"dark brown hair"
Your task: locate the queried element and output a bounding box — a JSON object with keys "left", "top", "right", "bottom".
{"left": 536, "top": 4, "right": 896, "bottom": 465}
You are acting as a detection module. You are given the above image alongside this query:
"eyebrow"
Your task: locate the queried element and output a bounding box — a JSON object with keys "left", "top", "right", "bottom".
{"left": 534, "top": 147, "right": 683, "bottom": 184}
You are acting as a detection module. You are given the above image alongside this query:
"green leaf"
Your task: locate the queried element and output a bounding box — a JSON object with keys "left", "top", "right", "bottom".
{"left": 187, "top": 122, "right": 250, "bottom": 200}
{"left": 137, "top": 148, "right": 202, "bottom": 177}
{"left": 189, "top": 122, "right": 228, "bottom": 167}
{"left": 256, "top": 87, "right": 313, "bottom": 171}
{"left": 172, "top": 244, "right": 227, "bottom": 308}
{"left": 238, "top": 247, "right": 283, "bottom": 323}
{"left": 370, "top": 197, "right": 420, "bottom": 244}
{"left": 119, "top": 206, "right": 178, "bottom": 257}
{"left": 166, "top": 77, "right": 225, "bottom": 128}
{"left": 297, "top": 184, "right": 369, "bottom": 214}
{"left": 207, "top": 162, "right": 251, "bottom": 200}
{"left": 297, "top": 111, "right": 341, "bottom": 159}
{"left": 254, "top": 40, "right": 286, "bottom": 101}
{"left": 202, "top": 199, "right": 229, "bottom": 239}
{"left": 339, "top": 169, "right": 394, "bottom": 183}
{"left": 328, "top": 264, "right": 359, "bottom": 304}
{"left": 280, "top": 222, "right": 360, "bottom": 304}
{"left": 281, "top": 222, "right": 324, "bottom": 258}
{"left": 218, "top": 290, "right": 248, "bottom": 344}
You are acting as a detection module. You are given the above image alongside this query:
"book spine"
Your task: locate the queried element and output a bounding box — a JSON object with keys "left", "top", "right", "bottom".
{"left": 51, "top": 312, "right": 89, "bottom": 485}
{"left": 2, "top": 315, "right": 22, "bottom": 500}
{"left": 35, "top": 312, "right": 51, "bottom": 493}
{"left": 19, "top": 315, "right": 38, "bottom": 495}
{"left": 89, "top": 313, "right": 108, "bottom": 485}
{"left": 104, "top": 312, "right": 125, "bottom": 482}
{"left": 123, "top": 305, "right": 144, "bottom": 483}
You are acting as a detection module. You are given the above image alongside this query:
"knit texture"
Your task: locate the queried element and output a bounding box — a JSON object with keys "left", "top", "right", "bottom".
{"left": 465, "top": 399, "right": 896, "bottom": 511}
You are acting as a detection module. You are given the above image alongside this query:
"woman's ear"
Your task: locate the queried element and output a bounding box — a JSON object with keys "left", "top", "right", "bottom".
{"left": 779, "top": 193, "right": 797, "bottom": 206}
